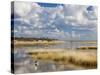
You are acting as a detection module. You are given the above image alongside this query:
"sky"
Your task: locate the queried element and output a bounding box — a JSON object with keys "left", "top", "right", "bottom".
{"left": 11, "top": 1, "right": 97, "bottom": 40}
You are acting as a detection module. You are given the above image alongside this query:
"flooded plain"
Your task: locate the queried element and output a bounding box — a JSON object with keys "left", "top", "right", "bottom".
{"left": 12, "top": 40, "right": 97, "bottom": 74}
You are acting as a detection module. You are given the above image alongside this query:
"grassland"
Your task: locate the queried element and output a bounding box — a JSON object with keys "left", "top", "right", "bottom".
{"left": 27, "top": 49, "right": 97, "bottom": 69}
{"left": 14, "top": 40, "right": 64, "bottom": 46}
{"left": 76, "top": 46, "right": 97, "bottom": 50}
{"left": 13, "top": 38, "right": 97, "bottom": 69}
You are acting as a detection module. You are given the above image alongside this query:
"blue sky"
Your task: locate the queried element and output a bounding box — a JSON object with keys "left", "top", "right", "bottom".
{"left": 12, "top": 1, "right": 97, "bottom": 40}
{"left": 38, "top": 2, "right": 63, "bottom": 7}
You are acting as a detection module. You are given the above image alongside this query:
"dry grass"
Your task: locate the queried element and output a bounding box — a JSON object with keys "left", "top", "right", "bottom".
{"left": 77, "top": 46, "right": 97, "bottom": 50}
{"left": 28, "top": 49, "right": 97, "bottom": 68}
{"left": 79, "top": 41, "right": 97, "bottom": 44}
{"left": 14, "top": 40, "right": 64, "bottom": 46}
{"left": 14, "top": 40, "right": 97, "bottom": 69}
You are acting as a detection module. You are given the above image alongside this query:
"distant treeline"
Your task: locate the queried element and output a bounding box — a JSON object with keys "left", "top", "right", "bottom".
{"left": 13, "top": 37, "right": 58, "bottom": 41}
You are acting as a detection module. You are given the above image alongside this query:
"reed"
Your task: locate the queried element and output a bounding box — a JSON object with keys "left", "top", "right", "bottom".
{"left": 77, "top": 46, "right": 97, "bottom": 50}
{"left": 28, "top": 49, "right": 97, "bottom": 68}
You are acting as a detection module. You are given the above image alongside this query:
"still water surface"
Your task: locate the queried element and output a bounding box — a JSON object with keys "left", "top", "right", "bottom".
{"left": 14, "top": 41, "right": 97, "bottom": 73}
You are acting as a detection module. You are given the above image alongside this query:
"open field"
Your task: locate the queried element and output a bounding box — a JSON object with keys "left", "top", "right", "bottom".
{"left": 14, "top": 40, "right": 65, "bottom": 46}
{"left": 13, "top": 39, "right": 97, "bottom": 46}
{"left": 13, "top": 40, "right": 97, "bottom": 50}
{"left": 27, "top": 49, "right": 97, "bottom": 69}
{"left": 12, "top": 39, "right": 97, "bottom": 72}
{"left": 76, "top": 46, "right": 97, "bottom": 50}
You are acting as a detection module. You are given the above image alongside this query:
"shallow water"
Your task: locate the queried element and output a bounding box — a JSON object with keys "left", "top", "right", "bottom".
{"left": 13, "top": 41, "right": 97, "bottom": 73}
{"left": 14, "top": 50, "right": 75, "bottom": 74}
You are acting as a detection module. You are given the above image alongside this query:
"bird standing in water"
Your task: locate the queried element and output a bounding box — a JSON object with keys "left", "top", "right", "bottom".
{"left": 34, "top": 60, "right": 39, "bottom": 71}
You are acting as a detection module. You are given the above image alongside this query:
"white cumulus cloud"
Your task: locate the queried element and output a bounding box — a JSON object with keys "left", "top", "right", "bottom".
{"left": 12, "top": 1, "right": 97, "bottom": 40}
